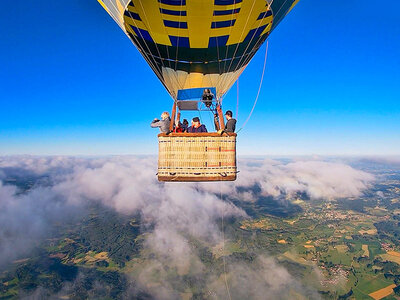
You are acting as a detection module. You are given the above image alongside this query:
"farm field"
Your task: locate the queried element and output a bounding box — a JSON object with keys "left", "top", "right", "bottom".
{"left": 368, "top": 284, "right": 396, "bottom": 300}
{"left": 380, "top": 252, "right": 400, "bottom": 265}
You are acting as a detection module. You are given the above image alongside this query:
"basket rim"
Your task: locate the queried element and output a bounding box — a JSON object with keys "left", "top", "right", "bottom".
{"left": 158, "top": 132, "right": 237, "bottom": 138}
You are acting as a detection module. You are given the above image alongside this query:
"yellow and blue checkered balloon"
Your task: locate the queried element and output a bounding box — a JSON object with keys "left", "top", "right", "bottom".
{"left": 98, "top": 0, "right": 299, "bottom": 99}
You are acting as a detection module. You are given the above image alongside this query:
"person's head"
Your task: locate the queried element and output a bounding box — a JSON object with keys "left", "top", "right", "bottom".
{"left": 161, "top": 112, "right": 170, "bottom": 120}
{"left": 225, "top": 110, "right": 233, "bottom": 120}
{"left": 183, "top": 119, "right": 188, "bottom": 126}
{"left": 192, "top": 117, "right": 200, "bottom": 127}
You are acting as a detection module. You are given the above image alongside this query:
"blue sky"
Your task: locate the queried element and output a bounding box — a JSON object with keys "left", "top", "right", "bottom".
{"left": 0, "top": 0, "right": 399, "bottom": 155}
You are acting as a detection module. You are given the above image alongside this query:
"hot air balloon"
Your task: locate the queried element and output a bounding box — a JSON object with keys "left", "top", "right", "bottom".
{"left": 98, "top": 0, "right": 299, "bottom": 182}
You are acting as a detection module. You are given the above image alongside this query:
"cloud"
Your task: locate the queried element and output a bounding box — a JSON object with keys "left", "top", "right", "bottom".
{"left": 357, "top": 156, "right": 400, "bottom": 166}
{"left": 0, "top": 155, "right": 84, "bottom": 177}
{"left": 0, "top": 155, "right": 375, "bottom": 298}
{"left": 0, "top": 181, "right": 83, "bottom": 267}
{"left": 210, "top": 256, "right": 319, "bottom": 299}
{"left": 192, "top": 158, "right": 374, "bottom": 203}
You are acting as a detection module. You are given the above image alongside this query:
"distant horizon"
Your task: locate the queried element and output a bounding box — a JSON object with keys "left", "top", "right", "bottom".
{"left": 1, "top": 154, "right": 399, "bottom": 159}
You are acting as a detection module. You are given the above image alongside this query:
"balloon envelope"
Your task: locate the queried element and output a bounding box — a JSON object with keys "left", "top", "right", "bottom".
{"left": 98, "top": 0, "right": 299, "bottom": 99}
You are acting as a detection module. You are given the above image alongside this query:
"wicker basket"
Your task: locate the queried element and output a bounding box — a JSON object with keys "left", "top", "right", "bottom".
{"left": 157, "top": 132, "right": 237, "bottom": 182}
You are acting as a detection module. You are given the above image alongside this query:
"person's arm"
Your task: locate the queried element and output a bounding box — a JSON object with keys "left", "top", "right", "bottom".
{"left": 202, "top": 125, "right": 208, "bottom": 133}
{"left": 150, "top": 119, "right": 162, "bottom": 128}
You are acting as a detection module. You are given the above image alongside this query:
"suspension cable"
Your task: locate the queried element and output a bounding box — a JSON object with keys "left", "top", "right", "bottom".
{"left": 236, "top": 78, "right": 239, "bottom": 120}
{"left": 236, "top": 40, "right": 269, "bottom": 133}
{"left": 231, "top": 0, "right": 274, "bottom": 76}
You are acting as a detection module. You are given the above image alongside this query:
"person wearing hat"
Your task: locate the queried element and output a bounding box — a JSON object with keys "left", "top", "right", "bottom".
{"left": 150, "top": 111, "right": 171, "bottom": 133}
{"left": 224, "top": 110, "right": 236, "bottom": 133}
{"left": 187, "top": 117, "right": 207, "bottom": 133}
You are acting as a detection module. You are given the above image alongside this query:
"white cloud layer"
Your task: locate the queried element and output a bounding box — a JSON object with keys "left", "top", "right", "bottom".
{"left": 237, "top": 159, "right": 374, "bottom": 200}
{"left": 0, "top": 155, "right": 375, "bottom": 298}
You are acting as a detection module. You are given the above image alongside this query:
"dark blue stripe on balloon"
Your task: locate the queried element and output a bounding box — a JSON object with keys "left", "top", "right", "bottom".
{"left": 257, "top": 11, "right": 272, "bottom": 20}
{"left": 124, "top": 11, "right": 141, "bottom": 21}
{"left": 169, "top": 36, "right": 190, "bottom": 47}
{"left": 130, "top": 25, "right": 154, "bottom": 42}
{"left": 208, "top": 35, "right": 229, "bottom": 47}
{"left": 159, "top": 8, "right": 187, "bottom": 16}
{"left": 211, "top": 20, "right": 236, "bottom": 28}
{"left": 163, "top": 20, "right": 188, "bottom": 29}
{"left": 158, "top": 0, "right": 186, "bottom": 5}
{"left": 213, "top": 8, "right": 240, "bottom": 16}
{"left": 214, "top": 0, "right": 242, "bottom": 5}
{"left": 244, "top": 24, "right": 267, "bottom": 41}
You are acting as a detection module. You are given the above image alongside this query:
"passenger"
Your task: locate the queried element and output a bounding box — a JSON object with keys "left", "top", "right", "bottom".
{"left": 150, "top": 111, "right": 171, "bottom": 133}
{"left": 187, "top": 117, "right": 207, "bottom": 133}
{"left": 224, "top": 110, "right": 236, "bottom": 133}
{"left": 182, "top": 119, "right": 189, "bottom": 132}
{"left": 174, "top": 119, "right": 184, "bottom": 133}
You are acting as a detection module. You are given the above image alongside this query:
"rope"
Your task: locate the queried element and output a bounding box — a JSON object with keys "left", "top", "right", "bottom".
{"left": 220, "top": 189, "right": 232, "bottom": 300}
{"left": 137, "top": 1, "right": 167, "bottom": 75}
{"left": 124, "top": 11, "right": 165, "bottom": 85}
{"left": 232, "top": 0, "right": 275, "bottom": 76}
{"left": 139, "top": 1, "right": 183, "bottom": 97}
{"left": 219, "top": 0, "right": 257, "bottom": 93}
{"left": 226, "top": 0, "right": 257, "bottom": 75}
{"left": 102, "top": 1, "right": 169, "bottom": 93}
{"left": 238, "top": 0, "right": 288, "bottom": 70}
{"left": 212, "top": 2, "right": 222, "bottom": 76}
{"left": 220, "top": 0, "right": 280, "bottom": 97}
{"left": 155, "top": 0, "right": 185, "bottom": 98}
{"left": 174, "top": 0, "right": 185, "bottom": 72}
{"left": 222, "top": 2, "right": 241, "bottom": 72}
{"left": 236, "top": 78, "right": 239, "bottom": 121}
{"left": 236, "top": 40, "right": 269, "bottom": 133}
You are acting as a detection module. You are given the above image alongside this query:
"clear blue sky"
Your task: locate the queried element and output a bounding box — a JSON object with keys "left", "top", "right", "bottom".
{"left": 1, "top": 0, "right": 399, "bottom": 155}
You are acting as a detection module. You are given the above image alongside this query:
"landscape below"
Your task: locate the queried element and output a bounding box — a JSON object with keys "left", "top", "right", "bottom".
{"left": 0, "top": 158, "right": 400, "bottom": 299}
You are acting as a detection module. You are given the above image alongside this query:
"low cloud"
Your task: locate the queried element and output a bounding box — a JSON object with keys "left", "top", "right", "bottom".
{"left": 358, "top": 155, "right": 400, "bottom": 166}
{"left": 249, "top": 159, "right": 374, "bottom": 199}
{"left": 0, "top": 181, "right": 82, "bottom": 266}
{"left": 213, "top": 256, "right": 318, "bottom": 299}
{"left": 0, "top": 155, "right": 375, "bottom": 298}
{"left": 196, "top": 158, "right": 374, "bottom": 201}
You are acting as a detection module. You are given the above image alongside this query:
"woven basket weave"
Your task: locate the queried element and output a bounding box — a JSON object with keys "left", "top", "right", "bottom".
{"left": 157, "top": 133, "right": 237, "bottom": 182}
